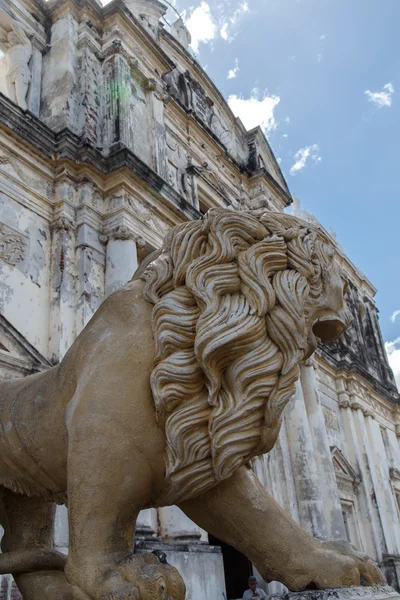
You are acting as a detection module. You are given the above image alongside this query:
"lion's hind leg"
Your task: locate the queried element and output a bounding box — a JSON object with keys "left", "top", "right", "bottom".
{"left": 0, "top": 489, "right": 72, "bottom": 600}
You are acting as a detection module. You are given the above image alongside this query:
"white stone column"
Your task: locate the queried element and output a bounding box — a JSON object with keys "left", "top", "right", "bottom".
{"left": 365, "top": 414, "right": 400, "bottom": 554}
{"left": 103, "top": 227, "right": 143, "bottom": 297}
{"left": 54, "top": 505, "right": 69, "bottom": 556}
{"left": 48, "top": 217, "right": 76, "bottom": 362}
{"left": 158, "top": 506, "right": 207, "bottom": 542}
{"left": 136, "top": 509, "right": 159, "bottom": 539}
{"left": 301, "top": 361, "right": 346, "bottom": 539}
{"left": 285, "top": 380, "right": 328, "bottom": 538}
{"left": 339, "top": 397, "right": 382, "bottom": 559}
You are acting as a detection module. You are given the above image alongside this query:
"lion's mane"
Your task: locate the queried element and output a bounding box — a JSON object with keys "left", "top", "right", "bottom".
{"left": 141, "top": 209, "right": 335, "bottom": 502}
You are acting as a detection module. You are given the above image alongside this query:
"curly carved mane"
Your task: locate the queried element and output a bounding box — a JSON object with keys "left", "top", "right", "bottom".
{"left": 141, "top": 209, "right": 336, "bottom": 502}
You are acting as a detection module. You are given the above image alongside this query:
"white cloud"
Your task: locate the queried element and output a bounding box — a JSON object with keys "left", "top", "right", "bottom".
{"left": 365, "top": 82, "right": 394, "bottom": 108}
{"left": 227, "top": 58, "right": 239, "bottom": 79}
{"left": 385, "top": 338, "right": 400, "bottom": 390}
{"left": 290, "top": 144, "right": 321, "bottom": 176}
{"left": 320, "top": 34, "right": 326, "bottom": 41}
{"left": 229, "top": 1, "right": 249, "bottom": 24}
{"left": 282, "top": 134, "right": 288, "bottom": 138}
{"left": 317, "top": 53, "right": 323, "bottom": 63}
{"left": 391, "top": 310, "right": 400, "bottom": 323}
{"left": 220, "top": 1, "right": 249, "bottom": 43}
{"left": 220, "top": 23, "right": 229, "bottom": 41}
{"left": 185, "top": 2, "right": 217, "bottom": 53}
{"left": 228, "top": 91, "right": 280, "bottom": 135}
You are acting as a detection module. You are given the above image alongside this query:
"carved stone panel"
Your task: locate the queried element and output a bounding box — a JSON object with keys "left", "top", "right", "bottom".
{"left": 0, "top": 221, "right": 27, "bottom": 265}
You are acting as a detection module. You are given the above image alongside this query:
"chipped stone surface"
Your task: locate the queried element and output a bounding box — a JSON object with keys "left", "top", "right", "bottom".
{"left": 0, "top": 1, "right": 399, "bottom": 600}
{"left": 278, "top": 587, "right": 400, "bottom": 600}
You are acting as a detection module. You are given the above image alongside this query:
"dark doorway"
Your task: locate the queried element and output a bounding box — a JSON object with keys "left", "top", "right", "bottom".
{"left": 209, "top": 534, "right": 253, "bottom": 600}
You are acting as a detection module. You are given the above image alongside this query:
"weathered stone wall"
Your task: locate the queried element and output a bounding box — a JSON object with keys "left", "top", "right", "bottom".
{"left": 0, "top": 1, "right": 399, "bottom": 599}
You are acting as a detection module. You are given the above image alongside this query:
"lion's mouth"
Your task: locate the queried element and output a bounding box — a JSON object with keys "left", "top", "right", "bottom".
{"left": 312, "top": 313, "right": 351, "bottom": 345}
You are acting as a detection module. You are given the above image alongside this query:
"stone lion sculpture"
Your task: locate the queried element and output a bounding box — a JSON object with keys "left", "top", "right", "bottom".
{"left": 0, "top": 209, "right": 384, "bottom": 600}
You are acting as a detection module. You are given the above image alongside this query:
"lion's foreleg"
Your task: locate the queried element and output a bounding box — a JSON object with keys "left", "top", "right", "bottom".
{"left": 1, "top": 490, "right": 72, "bottom": 600}
{"left": 179, "top": 466, "right": 384, "bottom": 591}
{"left": 65, "top": 411, "right": 185, "bottom": 600}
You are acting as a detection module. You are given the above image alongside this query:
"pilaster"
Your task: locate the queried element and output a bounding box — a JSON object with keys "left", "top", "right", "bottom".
{"left": 285, "top": 380, "right": 328, "bottom": 538}
{"left": 301, "top": 360, "right": 346, "bottom": 539}
{"left": 102, "top": 43, "right": 136, "bottom": 151}
{"left": 365, "top": 415, "right": 400, "bottom": 554}
{"left": 48, "top": 216, "right": 77, "bottom": 363}
{"left": 339, "top": 396, "right": 383, "bottom": 559}
{"left": 148, "top": 78, "right": 169, "bottom": 180}
{"left": 26, "top": 41, "right": 43, "bottom": 117}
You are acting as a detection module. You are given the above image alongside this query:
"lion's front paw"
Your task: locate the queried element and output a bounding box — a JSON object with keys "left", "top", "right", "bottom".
{"left": 99, "top": 554, "right": 185, "bottom": 600}
{"left": 304, "top": 539, "right": 385, "bottom": 590}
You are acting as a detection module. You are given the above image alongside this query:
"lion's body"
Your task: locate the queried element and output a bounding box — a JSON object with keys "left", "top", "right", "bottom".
{"left": 0, "top": 281, "right": 170, "bottom": 508}
{"left": 0, "top": 209, "right": 384, "bottom": 600}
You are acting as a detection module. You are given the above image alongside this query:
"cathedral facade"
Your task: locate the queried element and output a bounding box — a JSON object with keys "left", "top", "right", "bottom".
{"left": 0, "top": 1, "right": 399, "bottom": 599}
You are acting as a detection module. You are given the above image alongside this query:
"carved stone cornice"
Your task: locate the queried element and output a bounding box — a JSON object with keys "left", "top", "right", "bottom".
{"left": 390, "top": 468, "right": 400, "bottom": 481}
{"left": 100, "top": 226, "right": 145, "bottom": 246}
{"left": 147, "top": 78, "right": 170, "bottom": 102}
{"left": 50, "top": 216, "right": 76, "bottom": 234}
{"left": 303, "top": 357, "right": 317, "bottom": 369}
{"left": 101, "top": 40, "right": 137, "bottom": 66}
{"left": 338, "top": 399, "right": 351, "bottom": 409}
{"left": 337, "top": 398, "right": 374, "bottom": 419}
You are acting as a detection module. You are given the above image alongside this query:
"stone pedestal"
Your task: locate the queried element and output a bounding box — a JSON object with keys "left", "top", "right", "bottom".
{"left": 273, "top": 588, "right": 400, "bottom": 600}
{"left": 136, "top": 540, "right": 226, "bottom": 600}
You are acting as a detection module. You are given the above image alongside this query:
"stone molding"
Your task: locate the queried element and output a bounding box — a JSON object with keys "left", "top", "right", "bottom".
{"left": 0, "top": 93, "right": 200, "bottom": 224}
{"left": 0, "top": 313, "right": 52, "bottom": 379}
{"left": 317, "top": 356, "right": 400, "bottom": 428}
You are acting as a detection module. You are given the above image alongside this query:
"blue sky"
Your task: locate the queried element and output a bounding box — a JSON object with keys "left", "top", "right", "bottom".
{"left": 157, "top": 0, "right": 400, "bottom": 385}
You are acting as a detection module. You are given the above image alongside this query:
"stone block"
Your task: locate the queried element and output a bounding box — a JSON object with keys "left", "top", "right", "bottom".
{"left": 271, "top": 587, "right": 400, "bottom": 600}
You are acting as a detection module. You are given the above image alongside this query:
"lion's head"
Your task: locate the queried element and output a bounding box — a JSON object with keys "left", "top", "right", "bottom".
{"left": 140, "top": 209, "right": 352, "bottom": 502}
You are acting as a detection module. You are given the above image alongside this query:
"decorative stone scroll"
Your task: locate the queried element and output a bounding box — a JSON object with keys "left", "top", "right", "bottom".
{"left": 0, "top": 222, "right": 27, "bottom": 265}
